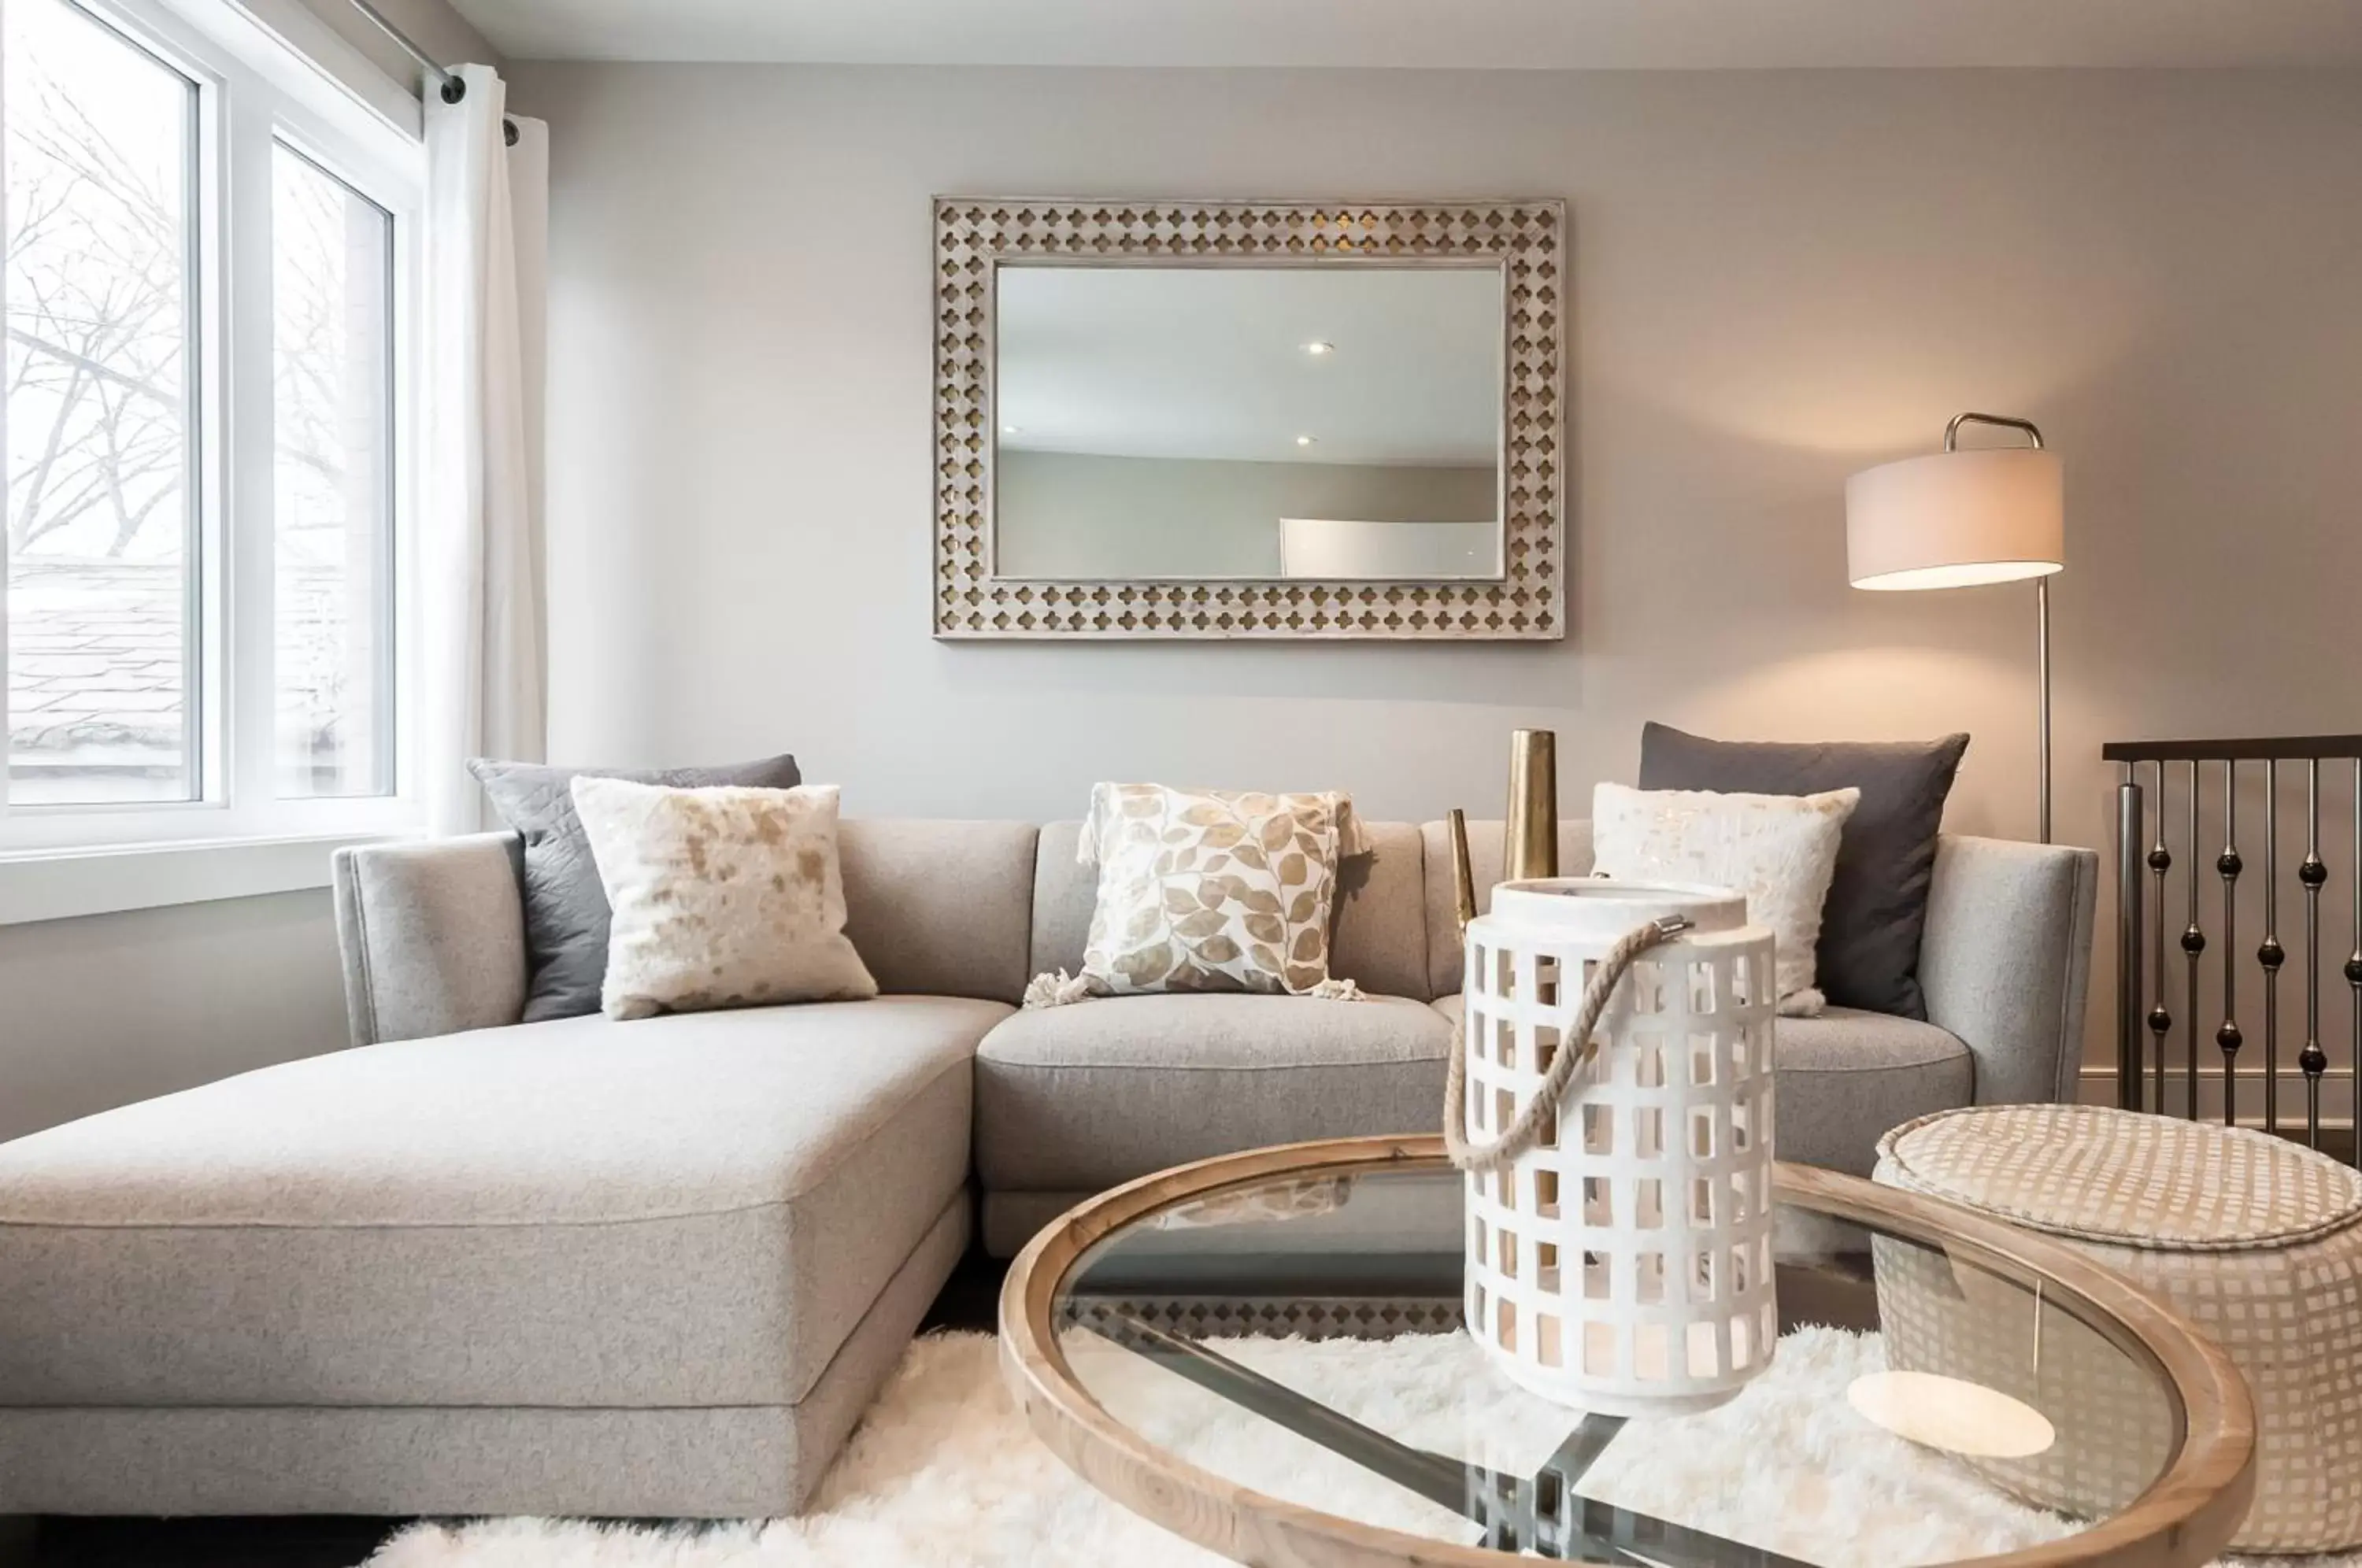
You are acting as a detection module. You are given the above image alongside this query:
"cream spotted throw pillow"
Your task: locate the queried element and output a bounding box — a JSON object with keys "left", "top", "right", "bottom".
{"left": 1590, "top": 781, "right": 1860, "bottom": 1018}
{"left": 569, "top": 777, "right": 877, "bottom": 1020}
{"left": 1079, "top": 783, "right": 1356, "bottom": 997}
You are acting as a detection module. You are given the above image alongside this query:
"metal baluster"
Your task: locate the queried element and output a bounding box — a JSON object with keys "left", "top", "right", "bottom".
{"left": 2182, "top": 762, "right": 2205, "bottom": 1119}
{"left": 2349, "top": 758, "right": 2361, "bottom": 1167}
{"left": 2261, "top": 760, "right": 2285, "bottom": 1135}
{"left": 2301, "top": 760, "right": 2329, "bottom": 1148}
{"left": 2148, "top": 760, "right": 2174, "bottom": 1113}
{"left": 2217, "top": 760, "right": 2243, "bottom": 1126}
{"left": 2117, "top": 769, "right": 2146, "bottom": 1111}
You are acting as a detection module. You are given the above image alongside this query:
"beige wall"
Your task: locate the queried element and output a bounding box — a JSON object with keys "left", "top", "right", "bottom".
{"left": 5, "top": 64, "right": 2356, "bottom": 1145}
{"left": 998, "top": 450, "right": 1497, "bottom": 578}
{"left": 0, "top": 891, "right": 350, "bottom": 1143}
{"left": 507, "top": 61, "right": 2362, "bottom": 1093}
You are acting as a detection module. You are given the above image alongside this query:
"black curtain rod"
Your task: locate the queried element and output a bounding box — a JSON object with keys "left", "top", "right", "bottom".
{"left": 343, "top": 0, "right": 520, "bottom": 143}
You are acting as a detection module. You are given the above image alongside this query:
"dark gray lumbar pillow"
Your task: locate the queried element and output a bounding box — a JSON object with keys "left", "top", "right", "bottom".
{"left": 1636, "top": 723, "right": 1968, "bottom": 1021}
{"left": 468, "top": 753, "right": 802, "bottom": 1022}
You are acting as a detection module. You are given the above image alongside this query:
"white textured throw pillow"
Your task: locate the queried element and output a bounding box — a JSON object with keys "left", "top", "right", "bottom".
{"left": 568, "top": 777, "right": 877, "bottom": 1020}
{"left": 1590, "top": 781, "right": 1860, "bottom": 1017}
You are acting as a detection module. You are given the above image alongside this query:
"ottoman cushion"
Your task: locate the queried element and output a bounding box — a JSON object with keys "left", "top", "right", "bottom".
{"left": 0, "top": 996, "right": 1006, "bottom": 1411}
{"left": 1875, "top": 1103, "right": 2362, "bottom": 1555}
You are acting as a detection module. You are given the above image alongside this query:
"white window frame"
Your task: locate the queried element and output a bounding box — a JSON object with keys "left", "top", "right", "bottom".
{"left": 0, "top": 0, "right": 425, "bottom": 914}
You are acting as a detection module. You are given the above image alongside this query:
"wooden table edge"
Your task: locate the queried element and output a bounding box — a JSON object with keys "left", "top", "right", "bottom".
{"left": 996, "top": 1134, "right": 2257, "bottom": 1568}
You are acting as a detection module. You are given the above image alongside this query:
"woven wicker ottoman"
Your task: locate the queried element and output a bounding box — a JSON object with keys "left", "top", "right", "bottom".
{"left": 1871, "top": 1103, "right": 2362, "bottom": 1555}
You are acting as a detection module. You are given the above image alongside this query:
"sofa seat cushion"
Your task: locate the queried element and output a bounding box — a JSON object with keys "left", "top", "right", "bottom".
{"left": 1431, "top": 997, "right": 1970, "bottom": 1178}
{"left": 1774, "top": 1006, "right": 1974, "bottom": 1175}
{"left": 975, "top": 994, "right": 1449, "bottom": 1192}
{"left": 0, "top": 996, "right": 1006, "bottom": 1410}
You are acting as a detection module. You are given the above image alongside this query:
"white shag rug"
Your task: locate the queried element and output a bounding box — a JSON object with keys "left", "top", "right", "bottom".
{"left": 368, "top": 1329, "right": 2341, "bottom": 1568}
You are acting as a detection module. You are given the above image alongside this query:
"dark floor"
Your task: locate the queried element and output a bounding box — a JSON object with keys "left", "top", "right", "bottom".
{"left": 918, "top": 1245, "right": 1009, "bottom": 1334}
{"left": 9, "top": 1518, "right": 399, "bottom": 1568}
{"left": 2, "top": 1250, "right": 1015, "bottom": 1568}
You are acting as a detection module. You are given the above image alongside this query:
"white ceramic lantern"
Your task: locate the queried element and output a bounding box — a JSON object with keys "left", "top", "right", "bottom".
{"left": 1458, "top": 878, "right": 1779, "bottom": 1416}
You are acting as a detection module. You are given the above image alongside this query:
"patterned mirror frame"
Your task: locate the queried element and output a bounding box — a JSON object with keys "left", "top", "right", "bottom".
{"left": 933, "top": 198, "right": 1566, "bottom": 640}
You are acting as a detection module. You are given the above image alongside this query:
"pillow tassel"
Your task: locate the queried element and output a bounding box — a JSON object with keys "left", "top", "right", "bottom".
{"left": 1022, "top": 969, "right": 1094, "bottom": 1010}
{"left": 1024, "top": 969, "right": 1361, "bottom": 1007}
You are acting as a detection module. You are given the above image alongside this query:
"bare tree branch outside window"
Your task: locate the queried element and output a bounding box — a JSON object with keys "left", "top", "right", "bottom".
{"left": 4, "top": 0, "right": 198, "bottom": 804}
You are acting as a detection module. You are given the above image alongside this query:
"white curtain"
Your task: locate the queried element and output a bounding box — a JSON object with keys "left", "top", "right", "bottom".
{"left": 422, "top": 64, "right": 547, "bottom": 834}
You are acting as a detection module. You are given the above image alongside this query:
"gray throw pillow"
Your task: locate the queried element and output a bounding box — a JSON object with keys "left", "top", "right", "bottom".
{"left": 1635, "top": 723, "right": 1968, "bottom": 1021}
{"left": 468, "top": 753, "right": 803, "bottom": 1022}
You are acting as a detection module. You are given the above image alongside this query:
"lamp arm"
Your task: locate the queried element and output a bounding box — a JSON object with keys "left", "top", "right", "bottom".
{"left": 1946, "top": 411, "right": 2045, "bottom": 451}
{"left": 1941, "top": 409, "right": 2055, "bottom": 843}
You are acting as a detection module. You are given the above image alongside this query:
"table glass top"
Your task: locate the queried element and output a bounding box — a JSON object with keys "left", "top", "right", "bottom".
{"left": 1049, "top": 1165, "right": 2181, "bottom": 1567}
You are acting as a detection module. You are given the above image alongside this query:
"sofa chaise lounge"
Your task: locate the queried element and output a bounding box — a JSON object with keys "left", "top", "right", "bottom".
{"left": 0, "top": 817, "right": 2095, "bottom": 1518}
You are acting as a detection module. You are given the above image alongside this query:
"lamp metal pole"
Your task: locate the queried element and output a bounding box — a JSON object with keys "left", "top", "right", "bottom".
{"left": 1946, "top": 412, "right": 2053, "bottom": 845}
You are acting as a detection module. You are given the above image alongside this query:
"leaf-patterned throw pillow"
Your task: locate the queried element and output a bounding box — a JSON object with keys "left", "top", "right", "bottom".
{"left": 1080, "top": 784, "right": 1351, "bottom": 996}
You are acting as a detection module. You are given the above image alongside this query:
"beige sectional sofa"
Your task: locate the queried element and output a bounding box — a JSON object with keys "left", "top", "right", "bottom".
{"left": 0, "top": 815, "right": 2094, "bottom": 1518}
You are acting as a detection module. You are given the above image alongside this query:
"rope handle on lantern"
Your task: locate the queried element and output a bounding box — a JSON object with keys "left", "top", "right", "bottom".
{"left": 1443, "top": 913, "right": 1694, "bottom": 1175}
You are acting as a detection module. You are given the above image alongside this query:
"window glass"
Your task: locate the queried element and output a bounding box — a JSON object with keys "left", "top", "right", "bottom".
{"left": 5, "top": 0, "right": 198, "bottom": 804}
{"left": 272, "top": 143, "right": 394, "bottom": 797}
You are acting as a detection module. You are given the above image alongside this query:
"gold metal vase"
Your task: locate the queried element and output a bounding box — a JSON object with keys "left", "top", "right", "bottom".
{"left": 1446, "top": 728, "right": 1560, "bottom": 937}
{"left": 1447, "top": 808, "right": 1478, "bottom": 937}
{"left": 1504, "top": 728, "right": 1559, "bottom": 884}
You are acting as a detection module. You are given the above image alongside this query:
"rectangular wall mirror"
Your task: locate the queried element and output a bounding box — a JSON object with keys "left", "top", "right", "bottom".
{"left": 994, "top": 265, "right": 1505, "bottom": 582}
{"left": 934, "top": 200, "right": 1564, "bottom": 639}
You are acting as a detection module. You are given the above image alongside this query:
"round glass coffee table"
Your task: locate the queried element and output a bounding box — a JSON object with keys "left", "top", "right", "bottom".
{"left": 1000, "top": 1136, "right": 2253, "bottom": 1568}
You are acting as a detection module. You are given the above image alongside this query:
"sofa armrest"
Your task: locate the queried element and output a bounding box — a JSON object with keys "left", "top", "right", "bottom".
{"left": 1919, "top": 834, "right": 2100, "bottom": 1106}
{"left": 331, "top": 834, "right": 529, "bottom": 1045}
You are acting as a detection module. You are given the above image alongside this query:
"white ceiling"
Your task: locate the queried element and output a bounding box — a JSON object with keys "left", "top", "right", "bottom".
{"left": 457, "top": 0, "right": 2362, "bottom": 68}
{"left": 996, "top": 266, "right": 1501, "bottom": 468}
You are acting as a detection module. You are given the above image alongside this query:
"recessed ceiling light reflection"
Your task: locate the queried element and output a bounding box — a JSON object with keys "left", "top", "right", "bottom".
{"left": 1302, "top": 341, "right": 1335, "bottom": 356}
{"left": 1002, "top": 425, "right": 1020, "bottom": 435}
{"left": 1294, "top": 435, "right": 1316, "bottom": 447}
{"left": 1847, "top": 1370, "right": 2055, "bottom": 1459}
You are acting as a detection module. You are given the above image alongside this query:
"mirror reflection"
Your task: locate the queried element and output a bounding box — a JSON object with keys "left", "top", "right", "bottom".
{"left": 994, "top": 265, "right": 1503, "bottom": 581}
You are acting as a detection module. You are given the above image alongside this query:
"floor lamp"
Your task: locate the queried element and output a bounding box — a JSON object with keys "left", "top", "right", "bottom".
{"left": 1846, "top": 413, "right": 2066, "bottom": 843}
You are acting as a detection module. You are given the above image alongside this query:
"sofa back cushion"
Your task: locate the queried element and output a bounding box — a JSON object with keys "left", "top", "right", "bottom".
{"left": 1028, "top": 819, "right": 1431, "bottom": 999}
{"left": 1331, "top": 820, "right": 1431, "bottom": 1000}
{"left": 1421, "top": 818, "right": 1597, "bottom": 999}
{"left": 1030, "top": 820, "right": 1097, "bottom": 982}
{"left": 839, "top": 819, "right": 1039, "bottom": 1005}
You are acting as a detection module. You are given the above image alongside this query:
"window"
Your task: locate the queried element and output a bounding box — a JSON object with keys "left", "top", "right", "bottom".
{"left": 1, "top": 0, "right": 420, "bottom": 854}
{"left": 272, "top": 146, "right": 394, "bottom": 799}
{"left": 5, "top": 0, "right": 198, "bottom": 805}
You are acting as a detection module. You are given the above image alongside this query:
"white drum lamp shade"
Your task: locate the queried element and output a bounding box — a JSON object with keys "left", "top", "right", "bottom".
{"left": 1846, "top": 447, "right": 2064, "bottom": 591}
{"left": 1843, "top": 416, "right": 2065, "bottom": 842}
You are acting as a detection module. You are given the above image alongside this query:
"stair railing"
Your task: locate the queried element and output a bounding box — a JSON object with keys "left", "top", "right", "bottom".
{"left": 2107, "top": 737, "right": 2362, "bottom": 1156}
